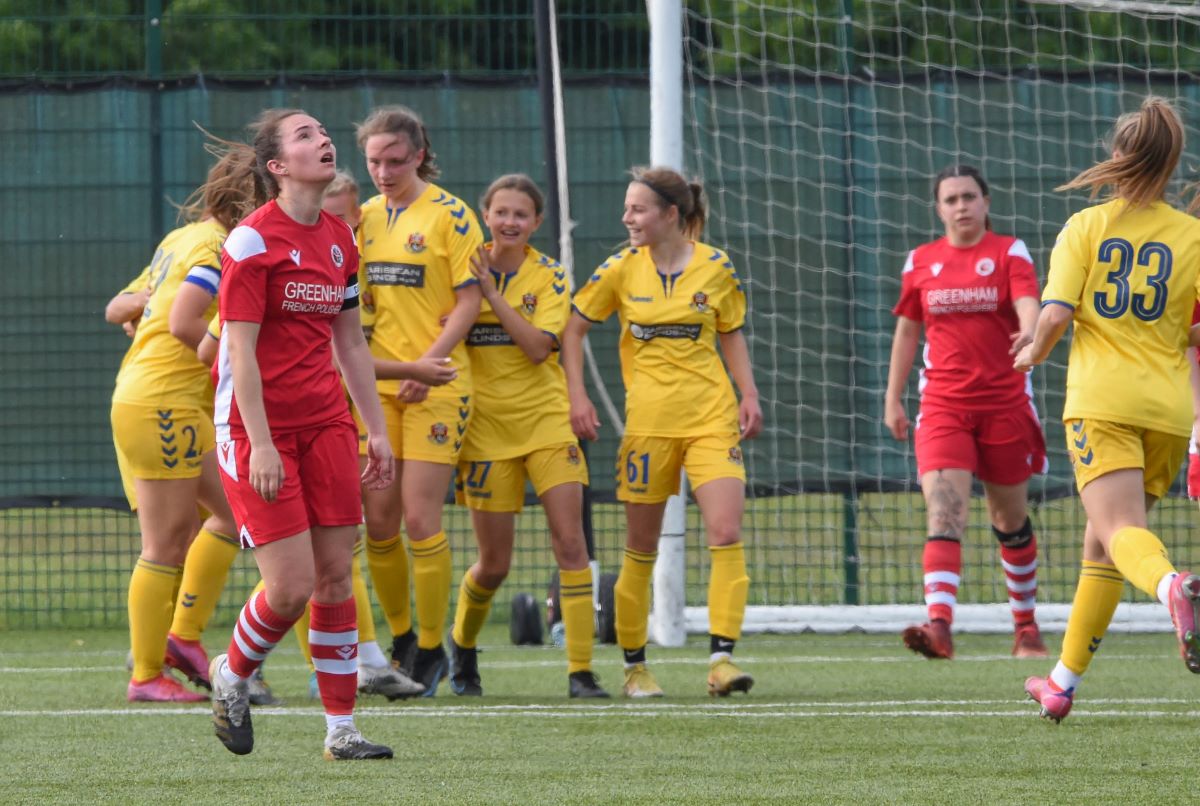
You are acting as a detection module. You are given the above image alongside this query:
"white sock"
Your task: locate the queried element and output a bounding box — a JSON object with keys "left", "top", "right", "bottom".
{"left": 217, "top": 657, "right": 245, "bottom": 687}
{"left": 1157, "top": 572, "right": 1178, "bottom": 608}
{"left": 1048, "top": 661, "right": 1082, "bottom": 694}
{"left": 710, "top": 651, "right": 732, "bottom": 664}
{"left": 325, "top": 714, "right": 355, "bottom": 735}
{"left": 358, "top": 641, "right": 387, "bottom": 668}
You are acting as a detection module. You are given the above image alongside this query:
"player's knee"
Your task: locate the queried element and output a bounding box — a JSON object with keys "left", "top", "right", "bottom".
{"left": 473, "top": 564, "right": 508, "bottom": 590}
{"left": 993, "top": 516, "right": 1033, "bottom": 548}
{"left": 706, "top": 520, "right": 742, "bottom": 547}
{"left": 265, "top": 583, "right": 314, "bottom": 619}
{"left": 548, "top": 529, "right": 588, "bottom": 570}
{"left": 404, "top": 510, "right": 442, "bottom": 541}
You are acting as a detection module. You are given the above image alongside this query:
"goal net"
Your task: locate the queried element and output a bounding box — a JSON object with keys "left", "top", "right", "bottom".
{"left": 674, "top": 0, "right": 1200, "bottom": 632}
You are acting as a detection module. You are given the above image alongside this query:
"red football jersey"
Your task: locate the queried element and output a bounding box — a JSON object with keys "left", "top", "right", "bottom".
{"left": 892, "top": 231, "right": 1040, "bottom": 411}
{"left": 214, "top": 201, "right": 359, "bottom": 440}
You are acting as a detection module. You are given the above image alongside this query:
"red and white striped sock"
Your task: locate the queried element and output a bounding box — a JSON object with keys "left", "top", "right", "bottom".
{"left": 227, "top": 589, "right": 298, "bottom": 679}
{"left": 310, "top": 597, "right": 358, "bottom": 717}
{"left": 923, "top": 537, "right": 961, "bottom": 624}
{"left": 1001, "top": 538, "right": 1039, "bottom": 627}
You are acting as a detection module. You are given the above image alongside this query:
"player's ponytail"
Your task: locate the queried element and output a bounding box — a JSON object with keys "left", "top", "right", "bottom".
{"left": 355, "top": 105, "right": 440, "bottom": 182}
{"left": 175, "top": 125, "right": 264, "bottom": 232}
{"left": 1057, "top": 95, "right": 1184, "bottom": 208}
{"left": 630, "top": 166, "right": 707, "bottom": 239}
{"left": 247, "top": 107, "right": 307, "bottom": 200}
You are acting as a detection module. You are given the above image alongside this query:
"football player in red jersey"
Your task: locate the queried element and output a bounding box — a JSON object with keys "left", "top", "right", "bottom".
{"left": 885, "top": 165, "right": 1048, "bottom": 660}
{"left": 205, "top": 108, "right": 395, "bottom": 760}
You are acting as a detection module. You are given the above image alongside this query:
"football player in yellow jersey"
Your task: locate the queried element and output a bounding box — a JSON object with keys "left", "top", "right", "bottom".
{"left": 444, "top": 174, "right": 609, "bottom": 699}
{"left": 105, "top": 146, "right": 261, "bottom": 703}
{"left": 1014, "top": 96, "right": 1200, "bottom": 722}
{"left": 563, "top": 167, "right": 763, "bottom": 698}
{"left": 353, "top": 106, "right": 483, "bottom": 695}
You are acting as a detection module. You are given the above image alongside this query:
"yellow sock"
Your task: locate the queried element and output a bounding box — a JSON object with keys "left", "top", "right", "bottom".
{"left": 411, "top": 531, "right": 452, "bottom": 649}
{"left": 352, "top": 540, "right": 376, "bottom": 644}
{"left": 1059, "top": 561, "right": 1125, "bottom": 675}
{"left": 708, "top": 542, "right": 750, "bottom": 642}
{"left": 559, "top": 567, "right": 595, "bottom": 673}
{"left": 1109, "top": 526, "right": 1176, "bottom": 599}
{"left": 614, "top": 548, "right": 656, "bottom": 651}
{"left": 169, "top": 528, "right": 239, "bottom": 641}
{"left": 293, "top": 601, "right": 314, "bottom": 670}
{"left": 366, "top": 534, "right": 412, "bottom": 637}
{"left": 451, "top": 570, "right": 497, "bottom": 649}
{"left": 128, "top": 558, "right": 180, "bottom": 682}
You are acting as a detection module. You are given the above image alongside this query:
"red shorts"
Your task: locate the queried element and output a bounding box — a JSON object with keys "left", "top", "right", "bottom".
{"left": 914, "top": 403, "right": 1047, "bottom": 485}
{"left": 216, "top": 421, "right": 362, "bottom": 548}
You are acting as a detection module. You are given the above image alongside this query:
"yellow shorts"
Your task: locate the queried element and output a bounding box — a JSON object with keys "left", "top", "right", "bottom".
{"left": 456, "top": 443, "right": 588, "bottom": 513}
{"left": 1065, "top": 418, "right": 1188, "bottom": 499}
{"left": 355, "top": 391, "right": 472, "bottom": 465}
{"left": 111, "top": 400, "right": 214, "bottom": 509}
{"left": 615, "top": 433, "right": 746, "bottom": 504}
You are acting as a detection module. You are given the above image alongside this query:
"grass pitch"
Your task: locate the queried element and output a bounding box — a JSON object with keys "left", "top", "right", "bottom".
{"left": 2, "top": 626, "right": 1198, "bottom": 805}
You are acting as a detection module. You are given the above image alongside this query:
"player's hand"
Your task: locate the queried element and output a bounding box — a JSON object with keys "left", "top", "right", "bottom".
{"left": 1009, "top": 328, "right": 1034, "bottom": 356}
{"left": 397, "top": 379, "right": 430, "bottom": 404}
{"left": 122, "top": 318, "right": 140, "bottom": 338}
{"left": 1013, "top": 344, "right": 1038, "bottom": 373}
{"left": 469, "top": 245, "right": 500, "bottom": 301}
{"left": 407, "top": 357, "right": 457, "bottom": 387}
{"left": 884, "top": 399, "right": 909, "bottom": 441}
{"left": 570, "top": 394, "right": 601, "bottom": 441}
{"left": 249, "top": 442, "right": 285, "bottom": 503}
{"left": 361, "top": 432, "right": 395, "bottom": 491}
{"left": 739, "top": 395, "right": 763, "bottom": 440}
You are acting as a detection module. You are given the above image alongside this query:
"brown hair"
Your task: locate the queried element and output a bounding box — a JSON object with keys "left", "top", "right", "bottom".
{"left": 246, "top": 107, "right": 307, "bottom": 199}
{"left": 175, "top": 126, "right": 264, "bottom": 232}
{"left": 355, "top": 105, "right": 439, "bottom": 182}
{"left": 480, "top": 173, "right": 545, "bottom": 216}
{"left": 1057, "top": 96, "right": 1184, "bottom": 209}
{"left": 630, "top": 166, "right": 707, "bottom": 239}
{"left": 325, "top": 169, "right": 360, "bottom": 199}
{"left": 933, "top": 164, "right": 992, "bottom": 231}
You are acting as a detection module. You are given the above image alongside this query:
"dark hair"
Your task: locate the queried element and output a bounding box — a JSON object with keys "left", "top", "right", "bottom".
{"left": 1058, "top": 95, "right": 1184, "bottom": 210}
{"left": 933, "top": 164, "right": 992, "bottom": 231}
{"left": 175, "top": 125, "right": 265, "bottom": 231}
{"left": 480, "top": 173, "right": 544, "bottom": 216}
{"left": 247, "top": 107, "right": 307, "bottom": 199}
{"left": 355, "top": 105, "right": 439, "bottom": 182}
{"left": 629, "top": 166, "right": 707, "bottom": 239}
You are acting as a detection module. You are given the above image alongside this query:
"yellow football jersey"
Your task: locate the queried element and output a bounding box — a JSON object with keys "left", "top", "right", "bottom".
{"left": 1044, "top": 198, "right": 1200, "bottom": 436}
{"left": 358, "top": 184, "right": 483, "bottom": 398}
{"left": 460, "top": 245, "right": 574, "bottom": 460}
{"left": 572, "top": 241, "right": 746, "bottom": 437}
{"left": 112, "top": 219, "right": 225, "bottom": 408}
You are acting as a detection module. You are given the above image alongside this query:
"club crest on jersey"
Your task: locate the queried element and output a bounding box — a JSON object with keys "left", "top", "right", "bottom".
{"left": 428, "top": 422, "right": 449, "bottom": 445}
{"left": 975, "top": 258, "right": 995, "bottom": 277}
{"left": 330, "top": 244, "right": 344, "bottom": 268}
{"left": 930, "top": 262, "right": 944, "bottom": 277}
{"left": 406, "top": 232, "right": 427, "bottom": 254}
{"left": 690, "top": 291, "right": 710, "bottom": 313}
{"left": 566, "top": 444, "right": 581, "bottom": 465}
{"left": 521, "top": 293, "right": 538, "bottom": 315}
{"left": 727, "top": 447, "right": 743, "bottom": 466}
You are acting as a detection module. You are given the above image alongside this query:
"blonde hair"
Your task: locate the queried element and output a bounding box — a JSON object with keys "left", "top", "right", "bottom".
{"left": 629, "top": 166, "right": 707, "bottom": 239}
{"left": 355, "top": 105, "right": 439, "bottom": 182}
{"left": 175, "top": 126, "right": 264, "bottom": 232}
{"left": 479, "top": 173, "right": 544, "bottom": 216}
{"left": 1057, "top": 96, "right": 1184, "bottom": 209}
{"left": 325, "top": 169, "right": 359, "bottom": 199}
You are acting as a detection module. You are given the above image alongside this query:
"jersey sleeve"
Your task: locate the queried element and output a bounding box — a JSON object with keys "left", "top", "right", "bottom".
{"left": 1006, "top": 238, "right": 1039, "bottom": 300}
{"left": 532, "top": 266, "right": 571, "bottom": 345}
{"left": 205, "top": 312, "right": 221, "bottom": 341}
{"left": 339, "top": 222, "right": 360, "bottom": 312}
{"left": 715, "top": 254, "right": 747, "bottom": 333}
{"left": 447, "top": 202, "right": 484, "bottom": 290}
{"left": 220, "top": 225, "right": 269, "bottom": 323}
{"left": 892, "top": 251, "right": 923, "bottom": 320}
{"left": 1043, "top": 214, "right": 1089, "bottom": 309}
{"left": 572, "top": 255, "right": 625, "bottom": 324}
{"left": 119, "top": 264, "right": 153, "bottom": 294}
